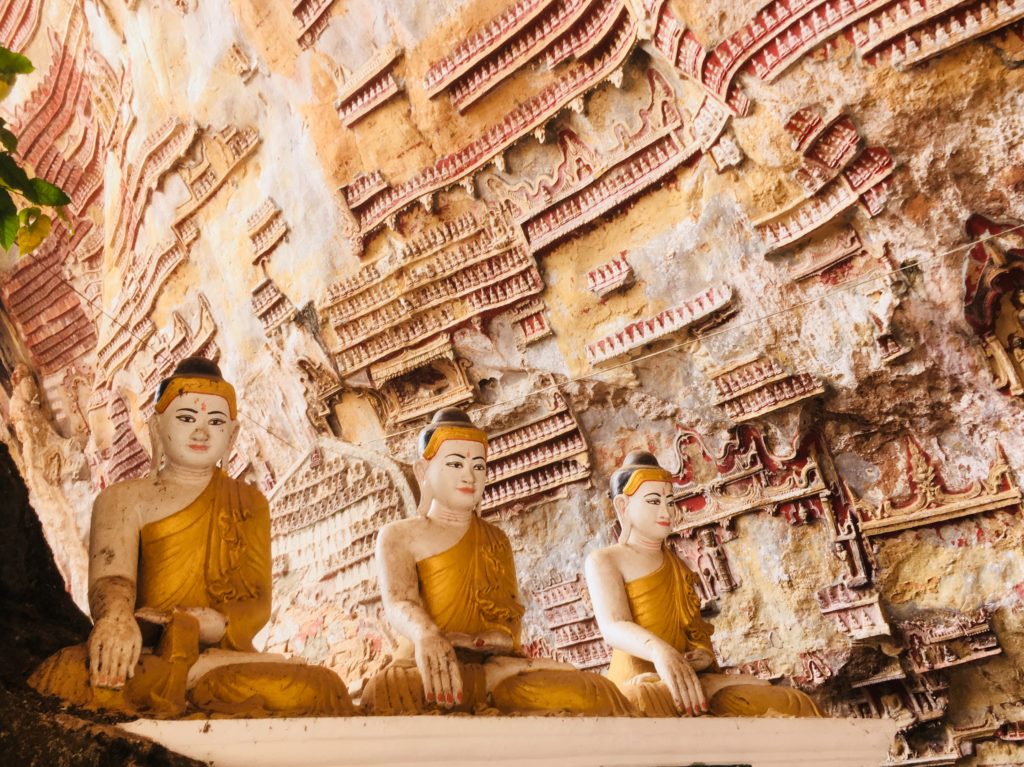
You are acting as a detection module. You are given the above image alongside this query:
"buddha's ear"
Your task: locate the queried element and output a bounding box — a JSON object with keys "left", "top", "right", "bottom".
{"left": 413, "top": 458, "right": 431, "bottom": 517}
{"left": 147, "top": 413, "right": 164, "bottom": 477}
{"left": 612, "top": 494, "right": 632, "bottom": 543}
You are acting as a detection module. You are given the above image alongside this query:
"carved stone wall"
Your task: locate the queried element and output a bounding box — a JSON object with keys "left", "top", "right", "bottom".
{"left": 0, "top": 0, "right": 1022, "bottom": 761}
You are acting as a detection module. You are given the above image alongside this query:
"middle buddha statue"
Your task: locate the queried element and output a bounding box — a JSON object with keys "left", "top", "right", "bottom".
{"left": 364, "top": 408, "right": 633, "bottom": 716}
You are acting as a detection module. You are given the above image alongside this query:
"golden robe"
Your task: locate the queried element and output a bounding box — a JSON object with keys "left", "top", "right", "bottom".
{"left": 29, "top": 470, "right": 353, "bottom": 718}
{"left": 364, "top": 515, "right": 632, "bottom": 716}
{"left": 607, "top": 551, "right": 822, "bottom": 718}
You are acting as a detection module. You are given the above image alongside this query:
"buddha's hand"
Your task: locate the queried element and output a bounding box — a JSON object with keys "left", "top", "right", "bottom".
{"left": 181, "top": 607, "right": 228, "bottom": 645}
{"left": 652, "top": 645, "right": 708, "bottom": 716}
{"left": 414, "top": 629, "right": 463, "bottom": 708}
{"left": 88, "top": 612, "right": 142, "bottom": 689}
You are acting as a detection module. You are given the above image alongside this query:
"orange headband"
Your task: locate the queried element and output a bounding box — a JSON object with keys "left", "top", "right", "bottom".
{"left": 421, "top": 425, "right": 488, "bottom": 459}
{"left": 155, "top": 376, "right": 237, "bottom": 419}
{"left": 622, "top": 467, "right": 673, "bottom": 496}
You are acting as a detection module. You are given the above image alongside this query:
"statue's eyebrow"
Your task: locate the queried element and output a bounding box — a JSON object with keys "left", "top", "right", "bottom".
{"left": 444, "top": 452, "right": 466, "bottom": 459}
{"left": 176, "top": 407, "right": 198, "bottom": 413}
{"left": 208, "top": 410, "right": 227, "bottom": 417}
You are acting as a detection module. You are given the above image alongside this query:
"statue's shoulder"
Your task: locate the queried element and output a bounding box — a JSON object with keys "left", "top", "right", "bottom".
{"left": 377, "top": 515, "right": 426, "bottom": 542}
{"left": 94, "top": 476, "right": 158, "bottom": 510}
{"left": 585, "top": 543, "right": 628, "bottom": 573}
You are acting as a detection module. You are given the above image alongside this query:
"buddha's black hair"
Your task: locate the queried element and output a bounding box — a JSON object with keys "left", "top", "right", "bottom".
{"left": 155, "top": 356, "right": 224, "bottom": 403}
{"left": 609, "top": 450, "right": 664, "bottom": 497}
{"left": 418, "top": 407, "right": 477, "bottom": 457}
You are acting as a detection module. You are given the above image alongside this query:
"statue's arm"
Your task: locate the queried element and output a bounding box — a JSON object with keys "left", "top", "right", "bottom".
{"left": 585, "top": 549, "right": 708, "bottom": 715}
{"left": 376, "top": 523, "right": 462, "bottom": 707}
{"left": 86, "top": 487, "right": 142, "bottom": 689}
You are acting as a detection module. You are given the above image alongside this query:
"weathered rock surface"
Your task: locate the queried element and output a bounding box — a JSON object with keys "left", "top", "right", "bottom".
{"left": 1, "top": 0, "right": 1023, "bottom": 762}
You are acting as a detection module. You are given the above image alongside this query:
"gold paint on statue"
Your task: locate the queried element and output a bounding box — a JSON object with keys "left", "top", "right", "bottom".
{"left": 29, "top": 357, "right": 352, "bottom": 718}
{"left": 31, "top": 469, "right": 353, "bottom": 717}
{"left": 417, "top": 515, "right": 524, "bottom": 646}
{"left": 608, "top": 551, "right": 821, "bottom": 717}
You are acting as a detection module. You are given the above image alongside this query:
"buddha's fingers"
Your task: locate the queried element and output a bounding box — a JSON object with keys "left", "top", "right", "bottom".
{"left": 110, "top": 642, "right": 130, "bottom": 687}
{"left": 435, "top": 649, "right": 457, "bottom": 707}
{"left": 127, "top": 638, "right": 141, "bottom": 679}
{"left": 88, "top": 637, "right": 102, "bottom": 687}
{"left": 665, "top": 667, "right": 691, "bottom": 715}
{"left": 424, "top": 649, "right": 444, "bottom": 706}
{"left": 680, "top": 664, "right": 707, "bottom": 715}
{"left": 444, "top": 652, "right": 463, "bottom": 705}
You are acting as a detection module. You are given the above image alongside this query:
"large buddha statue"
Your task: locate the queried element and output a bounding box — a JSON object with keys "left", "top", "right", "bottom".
{"left": 585, "top": 450, "right": 822, "bottom": 718}
{"left": 364, "top": 408, "right": 633, "bottom": 716}
{"left": 30, "top": 358, "right": 353, "bottom": 718}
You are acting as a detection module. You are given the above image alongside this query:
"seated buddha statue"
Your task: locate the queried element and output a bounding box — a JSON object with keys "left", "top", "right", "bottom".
{"left": 364, "top": 407, "right": 633, "bottom": 716}
{"left": 585, "top": 450, "right": 822, "bottom": 718}
{"left": 29, "top": 358, "right": 353, "bottom": 718}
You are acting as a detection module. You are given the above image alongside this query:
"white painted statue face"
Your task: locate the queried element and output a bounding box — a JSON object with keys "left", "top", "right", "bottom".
{"left": 620, "top": 480, "right": 675, "bottom": 542}
{"left": 420, "top": 439, "right": 487, "bottom": 514}
{"left": 156, "top": 391, "right": 236, "bottom": 471}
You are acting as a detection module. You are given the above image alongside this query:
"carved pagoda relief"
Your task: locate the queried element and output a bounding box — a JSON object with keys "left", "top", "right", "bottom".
{"left": 368, "top": 334, "right": 474, "bottom": 426}
{"left": 481, "top": 389, "right": 591, "bottom": 516}
{"left": 172, "top": 124, "right": 261, "bottom": 242}
{"left": 264, "top": 438, "right": 417, "bottom": 689}
{"left": 335, "top": 45, "right": 403, "bottom": 128}
{"left": 531, "top": 572, "right": 613, "bottom": 672}
{"left": 857, "top": 437, "right": 1021, "bottom": 537}
{"left": 755, "top": 107, "right": 895, "bottom": 255}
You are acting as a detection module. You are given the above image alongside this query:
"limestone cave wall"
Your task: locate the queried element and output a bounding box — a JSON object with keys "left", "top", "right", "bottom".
{"left": 0, "top": 0, "right": 1023, "bottom": 761}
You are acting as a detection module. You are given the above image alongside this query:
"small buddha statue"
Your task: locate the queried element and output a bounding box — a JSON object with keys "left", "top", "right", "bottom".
{"left": 585, "top": 450, "right": 822, "bottom": 718}
{"left": 364, "top": 407, "right": 633, "bottom": 716}
{"left": 29, "top": 358, "right": 353, "bottom": 717}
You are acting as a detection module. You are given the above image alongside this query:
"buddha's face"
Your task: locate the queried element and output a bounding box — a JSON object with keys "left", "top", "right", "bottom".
{"left": 155, "top": 391, "right": 237, "bottom": 471}
{"left": 616, "top": 479, "right": 675, "bottom": 542}
{"left": 416, "top": 438, "right": 487, "bottom": 514}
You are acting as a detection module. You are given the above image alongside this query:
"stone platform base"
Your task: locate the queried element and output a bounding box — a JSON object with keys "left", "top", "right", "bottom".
{"left": 120, "top": 715, "right": 898, "bottom": 766}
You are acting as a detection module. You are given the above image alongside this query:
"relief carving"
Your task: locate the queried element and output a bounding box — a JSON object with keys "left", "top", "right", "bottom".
{"left": 857, "top": 437, "right": 1021, "bottom": 537}
{"left": 585, "top": 283, "right": 733, "bottom": 365}
{"left": 172, "top": 125, "right": 261, "bottom": 242}
{"left": 532, "top": 572, "right": 613, "bottom": 671}
{"left": 487, "top": 69, "right": 701, "bottom": 253}
{"left": 481, "top": 390, "right": 591, "bottom": 515}
{"left": 335, "top": 45, "right": 403, "bottom": 127}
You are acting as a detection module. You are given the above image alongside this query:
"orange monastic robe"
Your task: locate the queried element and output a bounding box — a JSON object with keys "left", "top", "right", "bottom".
{"left": 364, "top": 515, "right": 633, "bottom": 716}
{"left": 30, "top": 470, "right": 352, "bottom": 718}
{"left": 607, "top": 551, "right": 822, "bottom": 717}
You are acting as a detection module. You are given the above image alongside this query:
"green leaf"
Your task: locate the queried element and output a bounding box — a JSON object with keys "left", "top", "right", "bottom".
{"left": 0, "top": 189, "right": 15, "bottom": 249}
{"left": 25, "top": 178, "right": 70, "bottom": 206}
{"left": 0, "top": 48, "right": 34, "bottom": 76}
{"left": 16, "top": 209, "right": 50, "bottom": 254}
{"left": 0, "top": 127, "right": 16, "bottom": 153}
{"left": 0, "top": 153, "right": 30, "bottom": 192}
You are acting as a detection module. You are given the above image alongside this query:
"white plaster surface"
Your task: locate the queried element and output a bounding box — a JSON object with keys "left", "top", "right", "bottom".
{"left": 120, "top": 715, "right": 899, "bottom": 767}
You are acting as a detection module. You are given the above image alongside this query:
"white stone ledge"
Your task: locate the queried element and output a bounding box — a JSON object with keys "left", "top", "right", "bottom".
{"left": 120, "top": 715, "right": 898, "bottom": 767}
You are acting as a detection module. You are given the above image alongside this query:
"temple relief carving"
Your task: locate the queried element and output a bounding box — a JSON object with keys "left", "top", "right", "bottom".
{"left": 172, "top": 125, "right": 261, "bottom": 242}
{"left": 335, "top": 45, "right": 403, "bottom": 127}
{"left": 857, "top": 437, "right": 1020, "bottom": 537}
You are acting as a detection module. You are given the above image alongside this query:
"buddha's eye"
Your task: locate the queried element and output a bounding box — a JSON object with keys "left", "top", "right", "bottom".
{"left": 473, "top": 462, "right": 485, "bottom": 472}
{"left": 446, "top": 460, "right": 463, "bottom": 469}
{"left": 176, "top": 414, "right": 195, "bottom": 423}
{"left": 208, "top": 418, "right": 226, "bottom": 427}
